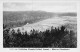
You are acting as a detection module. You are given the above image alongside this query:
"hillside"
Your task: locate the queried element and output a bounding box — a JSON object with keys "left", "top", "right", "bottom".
{"left": 3, "top": 11, "right": 54, "bottom": 28}
{"left": 3, "top": 11, "right": 77, "bottom": 29}
{"left": 12, "top": 16, "right": 77, "bottom": 33}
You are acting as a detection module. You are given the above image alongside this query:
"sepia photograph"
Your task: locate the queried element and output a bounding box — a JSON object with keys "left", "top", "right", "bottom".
{"left": 3, "top": 1, "right": 77, "bottom": 48}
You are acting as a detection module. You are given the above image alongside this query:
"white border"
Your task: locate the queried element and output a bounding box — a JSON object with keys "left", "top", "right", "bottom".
{"left": 0, "top": 0, "right": 80, "bottom": 52}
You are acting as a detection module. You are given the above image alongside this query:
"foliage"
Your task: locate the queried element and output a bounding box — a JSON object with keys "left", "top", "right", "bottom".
{"left": 3, "top": 25, "right": 77, "bottom": 48}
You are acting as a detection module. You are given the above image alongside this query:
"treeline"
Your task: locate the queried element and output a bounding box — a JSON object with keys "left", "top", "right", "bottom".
{"left": 3, "top": 26, "right": 77, "bottom": 48}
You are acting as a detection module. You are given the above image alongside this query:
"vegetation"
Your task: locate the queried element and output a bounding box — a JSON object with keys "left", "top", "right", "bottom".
{"left": 3, "top": 11, "right": 77, "bottom": 28}
{"left": 3, "top": 25, "right": 77, "bottom": 48}
{"left": 3, "top": 11, "right": 54, "bottom": 28}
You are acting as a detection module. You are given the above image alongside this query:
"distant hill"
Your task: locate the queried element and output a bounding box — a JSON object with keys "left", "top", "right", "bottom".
{"left": 3, "top": 11, "right": 77, "bottom": 28}
{"left": 57, "top": 12, "right": 77, "bottom": 17}
{"left": 3, "top": 11, "right": 54, "bottom": 28}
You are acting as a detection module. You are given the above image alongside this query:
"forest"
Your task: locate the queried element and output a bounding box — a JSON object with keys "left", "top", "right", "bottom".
{"left": 3, "top": 25, "right": 77, "bottom": 48}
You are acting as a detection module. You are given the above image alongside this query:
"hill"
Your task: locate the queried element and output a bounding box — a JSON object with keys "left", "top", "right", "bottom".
{"left": 3, "top": 11, "right": 77, "bottom": 29}
{"left": 3, "top": 11, "right": 54, "bottom": 28}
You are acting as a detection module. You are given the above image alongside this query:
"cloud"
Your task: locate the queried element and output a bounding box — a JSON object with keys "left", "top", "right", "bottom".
{"left": 3, "top": 1, "right": 77, "bottom": 12}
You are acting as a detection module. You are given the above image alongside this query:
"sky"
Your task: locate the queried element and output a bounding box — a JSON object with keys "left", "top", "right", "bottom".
{"left": 3, "top": 1, "right": 77, "bottom": 12}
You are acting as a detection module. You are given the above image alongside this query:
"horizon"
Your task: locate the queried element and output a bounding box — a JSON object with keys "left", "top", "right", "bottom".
{"left": 3, "top": 10, "right": 77, "bottom": 13}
